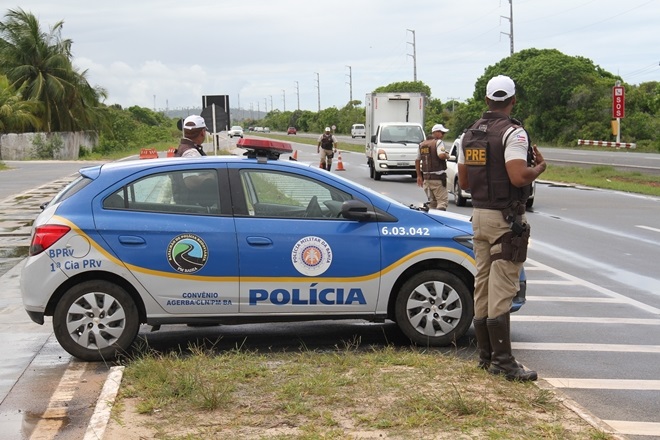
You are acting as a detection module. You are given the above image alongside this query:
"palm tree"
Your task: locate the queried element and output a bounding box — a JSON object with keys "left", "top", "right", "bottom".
{"left": 0, "top": 8, "right": 105, "bottom": 132}
{"left": 0, "top": 74, "right": 42, "bottom": 133}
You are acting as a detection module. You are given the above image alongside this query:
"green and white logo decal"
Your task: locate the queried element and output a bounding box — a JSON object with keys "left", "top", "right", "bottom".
{"left": 167, "top": 234, "right": 208, "bottom": 273}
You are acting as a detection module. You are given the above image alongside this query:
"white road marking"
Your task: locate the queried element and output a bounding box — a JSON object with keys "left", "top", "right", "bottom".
{"left": 513, "top": 315, "right": 660, "bottom": 325}
{"left": 525, "top": 296, "right": 626, "bottom": 303}
{"left": 603, "top": 420, "right": 660, "bottom": 436}
{"left": 513, "top": 342, "right": 660, "bottom": 353}
{"left": 527, "top": 258, "right": 660, "bottom": 315}
{"left": 30, "top": 362, "right": 87, "bottom": 440}
{"left": 636, "top": 224, "right": 660, "bottom": 233}
{"left": 83, "top": 366, "right": 125, "bottom": 440}
{"left": 545, "top": 378, "right": 660, "bottom": 390}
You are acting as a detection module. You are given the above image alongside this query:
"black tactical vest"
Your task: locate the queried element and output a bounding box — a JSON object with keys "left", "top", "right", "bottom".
{"left": 462, "top": 112, "right": 531, "bottom": 210}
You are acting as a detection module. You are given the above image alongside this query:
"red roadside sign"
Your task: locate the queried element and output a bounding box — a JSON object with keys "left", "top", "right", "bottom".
{"left": 612, "top": 86, "right": 625, "bottom": 118}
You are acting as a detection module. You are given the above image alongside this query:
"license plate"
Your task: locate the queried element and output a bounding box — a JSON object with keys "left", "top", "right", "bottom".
{"left": 396, "top": 162, "right": 410, "bottom": 167}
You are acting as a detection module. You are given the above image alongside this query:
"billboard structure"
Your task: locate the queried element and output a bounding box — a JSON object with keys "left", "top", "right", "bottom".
{"left": 201, "top": 95, "right": 230, "bottom": 133}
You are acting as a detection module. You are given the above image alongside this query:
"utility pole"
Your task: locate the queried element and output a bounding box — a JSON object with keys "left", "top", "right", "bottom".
{"left": 407, "top": 29, "right": 417, "bottom": 82}
{"left": 264, "top": 98, "right": 268, "bottom": 114}
{"left": 295, "top": 81, "right": 300, "bottom": 110}
{"left": 282, "top": 89, "right": 286, "bottom": 112}
{"left": 269, "top": 95, "right": 273, "bottom": 112}
{"left": 500, "top": 0, "right": 514, "bottom": 55}
{"left": 346, "top": 65, "right": 353, "bottom": 103}
{"left": 315, "top": 72, "right": 321, "bottom": 112}
{"left": 446, "top": 97, "right": 460, "bottom": 112}
{"left": 153, "top": 95, "right": 156, "bottom": 111}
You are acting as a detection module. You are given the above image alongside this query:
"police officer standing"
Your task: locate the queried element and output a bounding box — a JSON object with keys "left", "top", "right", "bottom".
{"left": 317, "top": 127, "right": 338, "bottom": 171}
{"left": 458, "top": 75, "right": 546, "bottom": 381}
{"left": 416, "top": 124, "right": 450, "bottom": 210}
{"left": 175, "top": 115, "right": 209, "bottom": 157}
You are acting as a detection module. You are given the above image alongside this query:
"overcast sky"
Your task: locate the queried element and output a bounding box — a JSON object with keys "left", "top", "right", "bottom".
{"left": 7, "top": 0, "right": 659, "bottom": 115}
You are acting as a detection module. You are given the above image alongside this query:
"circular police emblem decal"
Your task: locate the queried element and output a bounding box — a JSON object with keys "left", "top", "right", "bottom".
{"left": 291, "top": 236, "right": 332, "bottom": 276}
{"left": 167, "top": 234, "right": 208, "bottom": 273}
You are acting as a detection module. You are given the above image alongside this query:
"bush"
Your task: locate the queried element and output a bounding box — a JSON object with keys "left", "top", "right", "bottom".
{"left": 31, "top": 133, "right": 63, "bottom": 159}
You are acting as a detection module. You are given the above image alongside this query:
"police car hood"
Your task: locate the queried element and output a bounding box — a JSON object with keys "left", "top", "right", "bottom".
{"left": 423, "top": 209, "right": 473, "bottom": 234}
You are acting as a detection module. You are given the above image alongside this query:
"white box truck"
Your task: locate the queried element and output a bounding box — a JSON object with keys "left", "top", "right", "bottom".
{"left": 365, "top": 92, "right": 426, "bottom": 180}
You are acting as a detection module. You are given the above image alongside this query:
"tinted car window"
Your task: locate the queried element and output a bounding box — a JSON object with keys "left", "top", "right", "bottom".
{"left": 103, "top": 169, "right": 220, "bottom": 214}
{"left": 238, "top": 169, "right": 352, "bottom": 219}
{"left": 47, "top": 175, "right": 92, "bottom": 207}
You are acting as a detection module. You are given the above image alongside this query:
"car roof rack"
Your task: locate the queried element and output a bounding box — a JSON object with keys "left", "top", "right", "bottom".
{"left": 237, "top": 138, "right": 293, "bottom": 162}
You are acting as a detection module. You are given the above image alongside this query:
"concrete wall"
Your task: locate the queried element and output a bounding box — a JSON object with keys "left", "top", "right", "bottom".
{"left": 0, "top": 131, "right": 98, "bottom": 160}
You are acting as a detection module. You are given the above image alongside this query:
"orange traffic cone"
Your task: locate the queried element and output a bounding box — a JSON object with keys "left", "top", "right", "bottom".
{"left": 290, "top": 150, "right": 298, "bottom": 161}
{"left": 166, "top": 147, "right": 176, "bottom": 157}
{"left": 335, "top": 150, "right": 345, "bottom": 171}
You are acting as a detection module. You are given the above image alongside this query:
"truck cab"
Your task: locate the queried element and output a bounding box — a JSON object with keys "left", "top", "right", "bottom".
{"left": 366, "top": 123, "right": 425, "bottom": 180}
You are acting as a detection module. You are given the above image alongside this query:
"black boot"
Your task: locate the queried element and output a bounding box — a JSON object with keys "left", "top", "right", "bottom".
{"left": 487, "top": 313, "right": 537, "bottom": 381}
{"left": 473, "top": 317, "right": 491, "bottom": 370}
{"left": 327, "top": 163, "right": 332, "bottom": 172}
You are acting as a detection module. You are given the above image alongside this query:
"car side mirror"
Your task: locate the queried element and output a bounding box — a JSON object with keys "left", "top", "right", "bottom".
{"left": 340, "top": 200, "right": 374, "bottom": 221}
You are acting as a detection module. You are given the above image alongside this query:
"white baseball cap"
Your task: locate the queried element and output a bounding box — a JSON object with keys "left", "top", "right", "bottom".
{"left": 431, "top": 124, "right": 449, "bottom": 133}
{"left": 183, "top": 115, "right": 210, "bottom": 131}
{"left": 486, "top": 75, "right": 516, "bottom": 101}
{"left": 324, "top": 127, "right": 331, "bottom": 132}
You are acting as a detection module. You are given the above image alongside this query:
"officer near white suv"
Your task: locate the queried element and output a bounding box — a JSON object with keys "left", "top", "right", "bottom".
{"left": 416, "top": 124, "right": 450, "bottom": 210}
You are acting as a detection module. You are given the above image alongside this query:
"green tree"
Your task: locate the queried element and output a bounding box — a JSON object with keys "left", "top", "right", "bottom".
{"left": 461, "top": 49, "right": 621, "bottom": 145}
{"left": 0, "top": 8, "right": 106, "bottom": 132}
{"left": 0, "top": 74, "right": 41, "bottom": 133}
{"left": 373, "top": 81, "right": 431, "bottom": 96}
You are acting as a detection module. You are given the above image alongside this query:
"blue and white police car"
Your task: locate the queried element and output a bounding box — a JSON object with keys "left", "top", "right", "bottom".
{"left": 21, "top": 139, "right": 525, "bottom": 361}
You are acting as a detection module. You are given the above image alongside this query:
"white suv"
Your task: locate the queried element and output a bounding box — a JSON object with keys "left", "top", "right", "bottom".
{"left": 228, "top": 126, "right": 244, "bottom": 138}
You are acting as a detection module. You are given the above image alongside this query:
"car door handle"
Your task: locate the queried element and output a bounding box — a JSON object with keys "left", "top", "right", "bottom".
{"left": 118, "top": 235, "right": 146, "bottom": 245}
{"left": 246, "top": 236, "right": 273, "bottom": 246}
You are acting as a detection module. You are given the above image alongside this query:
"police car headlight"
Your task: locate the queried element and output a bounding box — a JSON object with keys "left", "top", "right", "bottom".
{"left": 453, "top": 235, "right": 473, "bottom": 250}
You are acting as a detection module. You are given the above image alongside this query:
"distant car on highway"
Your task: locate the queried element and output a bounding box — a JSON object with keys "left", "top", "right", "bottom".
{"left": 228, "top": 126, "right": 244, "bottom": 138}
{"left": 447, "top": 134, "right": 535, "bottom": 208}
{"left": 351, "top": 124, "right": 366, "bottom": 139}
{"left": 287, "top": 127, "right": 297, "bottom": 135}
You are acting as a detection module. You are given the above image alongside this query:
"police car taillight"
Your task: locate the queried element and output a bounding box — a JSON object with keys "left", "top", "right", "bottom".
{"left": 237, "top": 138, "right": 293, "bottom": 162}
{"left": 29, "top": 225, "right": 71, "bottom": 256}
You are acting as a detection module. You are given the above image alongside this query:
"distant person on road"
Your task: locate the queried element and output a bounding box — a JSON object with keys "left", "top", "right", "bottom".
{"left": 175, "top": 115, "right": 209, "bottom": 157}
{"left": 416, "top": 124, "right": 450, "bottom": 210}
{"left": 317, "top": 127, "right": 337, "bottom": 171}
{"left": 458, "top": 74, "right": 546, "bottom": 382}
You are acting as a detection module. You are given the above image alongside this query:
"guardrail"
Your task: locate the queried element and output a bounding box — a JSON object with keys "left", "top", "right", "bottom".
{"left": 577, "top": 139, "right": 636, "bottom": 149}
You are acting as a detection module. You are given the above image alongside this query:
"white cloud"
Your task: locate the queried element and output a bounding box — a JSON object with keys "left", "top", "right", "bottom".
{"left": 8, "top": 0, "right": 660, "bottom": 112}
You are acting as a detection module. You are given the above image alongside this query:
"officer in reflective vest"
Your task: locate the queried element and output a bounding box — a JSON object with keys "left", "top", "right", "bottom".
{"left": 416, "top": 124, "right": 450, "bottom": 210}
{"left": 458, "top": 75, "right": 546, "bottom": 382}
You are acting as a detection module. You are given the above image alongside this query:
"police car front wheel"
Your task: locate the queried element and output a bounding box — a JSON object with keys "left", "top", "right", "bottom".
{"left": 53, "top": 280, "right": 140, "bottom": 362}
{"left": 394, "top": 270, "right": 473, "bottom": 346}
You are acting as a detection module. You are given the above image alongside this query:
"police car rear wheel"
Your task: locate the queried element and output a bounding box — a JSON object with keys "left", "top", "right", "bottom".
{"left": 53, "top": 280, "right": 140, "bottom": 362}
{"left": 394, "top": 270, "right": 472, "bottom": 346}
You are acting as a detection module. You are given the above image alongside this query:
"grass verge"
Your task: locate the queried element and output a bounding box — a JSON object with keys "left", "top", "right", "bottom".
{"left": 543, "top": 164, "right": 660, "bottom": 196}
{"left": 111, "top": 342, "right": 614, "bottom": 439}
